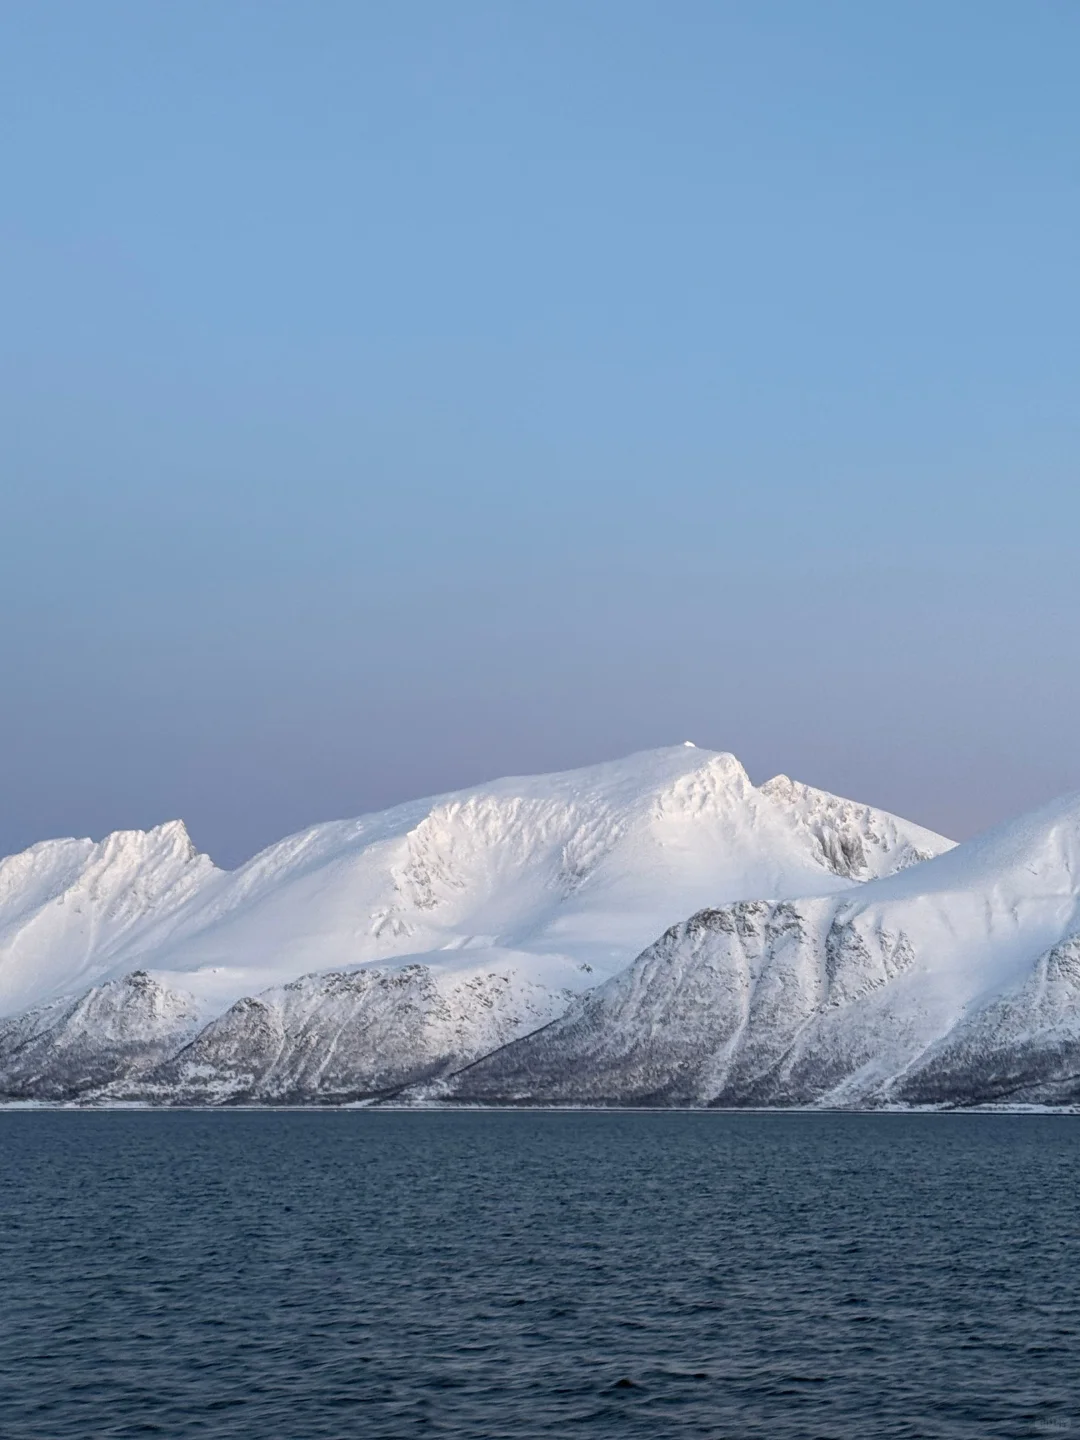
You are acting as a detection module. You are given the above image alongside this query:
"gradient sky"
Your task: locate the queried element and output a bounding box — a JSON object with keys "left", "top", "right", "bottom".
{"left": 3, "top": 0, "right": 1079, "bottom": 866}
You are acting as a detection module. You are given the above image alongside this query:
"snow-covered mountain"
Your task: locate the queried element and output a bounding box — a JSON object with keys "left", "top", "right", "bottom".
{"left": 444, "top": 791, "right": 1080, "bottom": 1109}
{"left": 0, "top": 972, "right": 201, "bottom": 1101}
{"left": 0, "top": 820, "right": 217, "bottom": 1019}
{"left": 0, "top": 745, "right": 949, "bottom": 1101}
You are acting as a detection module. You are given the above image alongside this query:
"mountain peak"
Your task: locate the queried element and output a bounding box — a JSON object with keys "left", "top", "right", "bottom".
{"left": 0, "top": 746, "right": 950, "bottom": 1035}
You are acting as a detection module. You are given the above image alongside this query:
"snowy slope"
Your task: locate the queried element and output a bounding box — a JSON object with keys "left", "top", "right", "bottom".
{"left": 0, "top": 822, "right": 219, "bottom": 1017}
{"left": 445, "top": 791, "right": 1080, "bottom": 1108}
{"left": 0, "top": 746, "right": 947, "bottom": 1020}
{"left": 0, "top": 746, "right": 950, "bottom": 1100}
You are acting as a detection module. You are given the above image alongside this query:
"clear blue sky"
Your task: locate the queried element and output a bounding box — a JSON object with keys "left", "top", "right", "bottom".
{"left": 3, "top": 0, "right": 1079, "bottom": 865}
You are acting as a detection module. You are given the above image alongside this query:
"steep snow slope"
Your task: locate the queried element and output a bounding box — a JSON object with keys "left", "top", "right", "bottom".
{"left": 0, "top": 822, "right": 219, "bottom": 1017}
{"left": 445, "top": 791, "right": 1080, "bottom": 1108}
{"left": 0, "top": 746, "right": 950, "bottom": 1100}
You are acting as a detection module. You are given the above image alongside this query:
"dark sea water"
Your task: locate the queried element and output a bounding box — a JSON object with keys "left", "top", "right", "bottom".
{"left": 2, "top": 1111, "right": 1079, "bottom": 1440}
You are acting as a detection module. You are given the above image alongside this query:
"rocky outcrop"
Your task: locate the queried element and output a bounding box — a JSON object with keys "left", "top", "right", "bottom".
{"left": 128, "top": 963, "right": 568, "bottom": 1104}
{"left": 0, "top": 971, "right": 200, "bottom": 1101}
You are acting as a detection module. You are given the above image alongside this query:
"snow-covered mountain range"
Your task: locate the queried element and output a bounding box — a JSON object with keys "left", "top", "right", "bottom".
{"left": 4, "top": 742, "right": 1077, "bottom": 1107}
{"left": 0, "top": 744, "right": 949, "bottom": 1102}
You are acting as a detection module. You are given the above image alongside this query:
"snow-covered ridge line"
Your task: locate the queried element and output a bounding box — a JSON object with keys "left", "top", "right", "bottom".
{"left": 0, "top": 744, "right": 958, "bottom": 1104}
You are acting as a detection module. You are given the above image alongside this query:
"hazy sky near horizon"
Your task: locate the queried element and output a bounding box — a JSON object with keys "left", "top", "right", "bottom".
{"left": 3, "top": 1, "right": 1080, "bottom": 866}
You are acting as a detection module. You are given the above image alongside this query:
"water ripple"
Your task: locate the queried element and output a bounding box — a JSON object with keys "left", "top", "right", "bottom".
{"left": 1, "top": 1111, "right": 1079, "bottom": 1438}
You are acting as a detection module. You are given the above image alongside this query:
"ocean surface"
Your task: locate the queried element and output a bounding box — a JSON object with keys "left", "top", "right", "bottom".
{"left": 1, "top": 1111, "right": 1078, "bottom": 1439}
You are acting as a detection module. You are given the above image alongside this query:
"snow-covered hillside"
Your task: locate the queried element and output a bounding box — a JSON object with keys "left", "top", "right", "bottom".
{"left": 445, "top": 791, "right": 1080, "bottom": 1109}
{"left": 0, "top": 821, "right": 218, "bottom": 1018}
{"left": 0, "top": 745, "right": 949, "bottom": 1101}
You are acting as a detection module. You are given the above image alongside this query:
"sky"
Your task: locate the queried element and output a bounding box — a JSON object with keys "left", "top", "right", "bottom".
{"left": 2, "top": 0, "right": 1079, "bottom": 867}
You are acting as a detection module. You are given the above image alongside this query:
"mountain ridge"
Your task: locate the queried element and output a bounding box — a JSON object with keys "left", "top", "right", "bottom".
{"left": 440, "top": 789, "right": 1080, "bottom": 1109}
{"left": 0, "top": 746, "right": 948, "bottom": 1019}
{"left": 0, "top": 745, "right": 959, "bottom": 1103}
